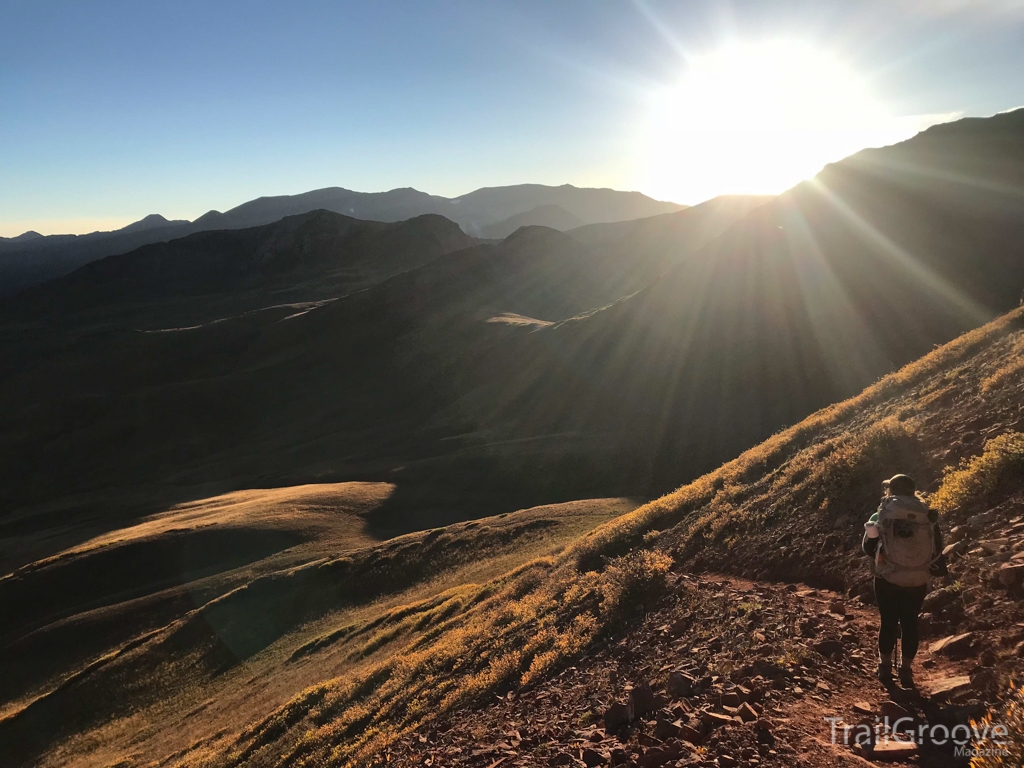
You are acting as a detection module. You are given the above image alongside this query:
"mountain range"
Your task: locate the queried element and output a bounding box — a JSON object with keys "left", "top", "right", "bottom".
{"left": 3, "top": 110, "right": 1024, "bottom": 521}
{"left": 0, "top": 184, "right": 683, "bottom": 296}
{"left": 2, "top": 109, "right": 1024, "bottom": 767}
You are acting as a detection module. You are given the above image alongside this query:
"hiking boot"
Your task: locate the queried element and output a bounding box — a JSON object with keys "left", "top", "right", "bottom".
{"left": 899, "top": 664, "right": 915, "bottom": 688}
{"left": 877, "top": 660, "right": 893, "bottom": 686}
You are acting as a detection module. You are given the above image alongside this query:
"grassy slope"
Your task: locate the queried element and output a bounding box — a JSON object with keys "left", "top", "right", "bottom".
{"left": 158, "top": 305, "right": 1024, "bottom": 768}
{"left": 0, "top": 493, "right": 636, "bottom": 767}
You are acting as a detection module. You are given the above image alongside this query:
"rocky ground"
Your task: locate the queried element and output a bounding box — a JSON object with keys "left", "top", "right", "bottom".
{"left": 384, "top": 569, "right": 1020, "bottom": 768}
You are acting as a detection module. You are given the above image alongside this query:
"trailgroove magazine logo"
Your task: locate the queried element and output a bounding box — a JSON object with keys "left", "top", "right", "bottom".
{"left": 824, "top": 715, "right": 1012, "bottom": 758}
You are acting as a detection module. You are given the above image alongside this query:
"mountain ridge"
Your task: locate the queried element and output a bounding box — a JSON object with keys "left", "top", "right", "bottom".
{"left": 0, "top": 183, "right": 684, "bottom": 296}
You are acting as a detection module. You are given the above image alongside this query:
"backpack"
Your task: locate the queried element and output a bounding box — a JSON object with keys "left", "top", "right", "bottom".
{"left": 874, "top": 495, "right": 937, "bottom": 587}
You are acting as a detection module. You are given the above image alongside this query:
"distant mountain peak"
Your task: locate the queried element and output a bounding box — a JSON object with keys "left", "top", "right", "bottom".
{"left": 1, "top": 183, "right": 685, "bottom": 295}
{"left": 118, "top": 214, "right": 181, "bottom": 234}
{"left": 483, "top": 205, "right": 586, "bottom": 240}
{"left": 501, "top": 224, "right": 574, "bottom": 245}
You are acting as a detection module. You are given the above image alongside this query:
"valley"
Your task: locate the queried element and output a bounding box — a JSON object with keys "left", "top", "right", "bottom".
{"left": 2, "top": 109, "right": 1024, "bottom": 767}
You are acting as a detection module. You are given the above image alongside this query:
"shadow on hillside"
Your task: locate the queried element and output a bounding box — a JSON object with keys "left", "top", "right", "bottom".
{"left": 358, "top": 452, "right": 650, "bottom": 541}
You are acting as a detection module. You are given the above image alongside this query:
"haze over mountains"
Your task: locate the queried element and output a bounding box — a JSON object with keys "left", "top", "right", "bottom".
{"left": 0, "top": 184, "right": 683, "bottom": 296}
{"left": 2, "top": 108, "right": 1024, "bottom": 767}
{"left": 3, "top": 110, "right": 1023, "bottom": 519}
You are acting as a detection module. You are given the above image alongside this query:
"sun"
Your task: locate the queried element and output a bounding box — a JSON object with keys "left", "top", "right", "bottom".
{"left": 640, "top": 41, "right": 915, "bottom": 204}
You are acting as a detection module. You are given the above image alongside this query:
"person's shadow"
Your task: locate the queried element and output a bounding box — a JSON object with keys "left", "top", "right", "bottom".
{"left": 867, "top": 676, "right": 976, "bottom": 767}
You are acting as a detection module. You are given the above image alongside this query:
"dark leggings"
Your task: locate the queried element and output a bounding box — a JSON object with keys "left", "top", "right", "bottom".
{"left": 874, "top": 577, "right": 928, "bottom": 661}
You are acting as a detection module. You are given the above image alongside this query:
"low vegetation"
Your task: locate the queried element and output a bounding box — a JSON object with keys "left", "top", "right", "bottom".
{"left": 931, "top": 431, "right": 1024, "bottom": 514}
{"left": 196, "top": 306, "right": 1023, "bottom": 766}
{"left": 970, "top": 684, "right": 1024, "bottom": 767}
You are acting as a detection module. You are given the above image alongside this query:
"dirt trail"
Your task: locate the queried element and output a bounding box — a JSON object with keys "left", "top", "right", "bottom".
{"left": 386, "top": 573, "right": 979, "bottom": 768}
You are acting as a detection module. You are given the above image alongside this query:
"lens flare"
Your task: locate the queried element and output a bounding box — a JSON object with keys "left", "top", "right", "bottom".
{"left": 641, "top": 41, "right": 935, "bottom": 203}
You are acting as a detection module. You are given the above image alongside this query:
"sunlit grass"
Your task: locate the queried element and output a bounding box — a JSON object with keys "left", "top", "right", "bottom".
{"left": 196, "top": 306, "right": 1024, "bottom": 767}
{"left": 931, "top": 431, "right": 1024, "bottom": 514}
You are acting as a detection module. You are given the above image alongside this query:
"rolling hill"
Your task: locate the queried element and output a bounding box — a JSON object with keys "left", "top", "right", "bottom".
{"left": 0, "top": 193, "right": 764, "bottom": 522}
{"left": 451, "top": 108, "right": 1024, "bottom": 491}
{"left": 2, "top": 301, "right": 1021, "bottom": 768}
{"left": 2, "top": 108, "right": 1024, "bottom": 767}
{"left": 10, "top": 211, "right": 476, "bottom": 320}
{"left": 0, "top": 184, "right": 684, "bottom": 296}
{"left": 481, "top": 204, "right": 585, "bottom": 239}
{"left": 2, "top": 112, "right": 1024, "bottom": 533}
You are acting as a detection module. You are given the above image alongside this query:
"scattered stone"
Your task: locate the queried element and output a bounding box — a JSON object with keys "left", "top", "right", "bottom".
{"left": 653, "top": 718, "right": 680, "bottom": 740}
{"left": 928, "top": 675, "right": 973, "bottom": 700}
{"left": 604, "top": 703, "right": 630, "bottom": 732}
{"left": 929, "top": 633, "right": 975, "bottom": 658}
{"left": 867, "top": 739, "right": 918, "bottom": 760}
{"left": 582, "top": 748, "right": 607, "bottom": 767}
{"left": 978, "top": 538, "right": 1010, "bottom": 554}
{"left": 943, "top": 542, "right": 968, "bottom": 561}
{"left": 852, "top": 701, "right": 873, "bottom": 715}
{"left": 968, "top": 510, "right": 999, "bottom": 528}
{"left": 636, "top": 748, "right": 674, "bottom": 768}
{"left": 720, "top": 691, "right": 741, "bottom": 707}
{"left": 949, "top": 525, "right": 970, "bottom": 543}
{"left": 971, "top": 667, "right": 998, "bottom": 692}
{"left": 678, "top": 723, "right": 702, "bottom": 745}
{"left": 700, "top": 710, "right": 736, "bottom": 730}
{"left": 669, "top": 617, "right": 692, "bottom": 636}
{"left": 737, "top": 702, "right": 759, "bottom": 722}
{"left": 880, "top": 701, "right": 910, "bottom": 720}
{"left": 998, "top": 562, "right": 1024, "bottom": 586}
{"left": 811, "top": 639, "right": 842, "bottom": 659}
{"left": 923, "top": 587, "right": 956, "bottom": 613}
{"left": 666, "top": 671, "right": 694, "bottom": 698}
{"left": 750, "top": 659, "right": 787, "bottom": 680}
{"left": 627, "top": 683, "right": 657, "bottom": 721}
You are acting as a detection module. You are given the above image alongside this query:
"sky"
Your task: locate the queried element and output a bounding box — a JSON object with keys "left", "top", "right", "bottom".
{"left": 1, "top": 0, "right": 1023, "bottom": 237}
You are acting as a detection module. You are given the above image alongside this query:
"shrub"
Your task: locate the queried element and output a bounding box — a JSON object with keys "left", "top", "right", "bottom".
{"left": 931, "top": 432, "right": 1024, "bottom": 514}
{"left": 969, "top": 684, "right": 1024, "bottom": 767}
{"left": 980, "top": 336, "right": 1024, "bottom": 393}
{"left": 816, "top": 417, "right": 919, "bottom": 510}
{"left": 599, "top": 550, "right": 673, "bottom": 621}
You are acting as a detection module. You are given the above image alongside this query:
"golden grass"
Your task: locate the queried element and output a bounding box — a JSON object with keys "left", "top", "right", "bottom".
{"left": 183, "top": 307, "right": 1024, "bottom": 767}
{"left": 573, "top": 306, "right": 1024, "bottom": 567}
{"left": 931, "top": 431, "right": 1024, "bottom": 514}
{"left": 980, "top": 335, "right": 1024, "bottom": 393}
{"left": 22, "top": 498, "right": 634, "bottom": 768}
{"left": 212, "top": 546, "right": 677, "bottom": 767}
{"left": 57, "top": 482, "right": 396, "bottom": 561}
{"left": 969, "top": 684, "right": 1024, "bottom": 767}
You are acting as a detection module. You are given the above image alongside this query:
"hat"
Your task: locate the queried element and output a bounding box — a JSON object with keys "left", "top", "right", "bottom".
{"left": 883, "top": 474, "right": 916, "bottom": 496}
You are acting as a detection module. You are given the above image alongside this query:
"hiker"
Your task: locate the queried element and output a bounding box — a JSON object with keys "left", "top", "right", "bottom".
{"left": 862, "top": 474, "right": 947, "bottom": 687}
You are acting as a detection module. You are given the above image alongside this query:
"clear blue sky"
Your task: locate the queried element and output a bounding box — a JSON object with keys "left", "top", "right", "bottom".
{"left": 2, "top": 0, "right": 1022, "bottom": 236}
